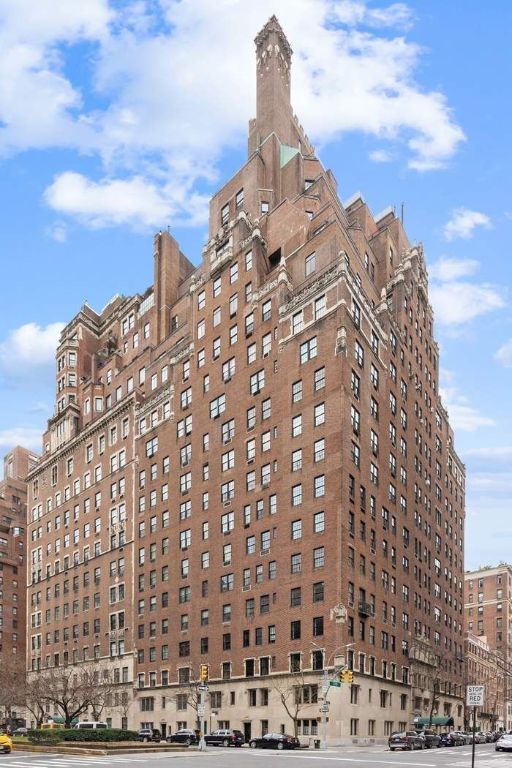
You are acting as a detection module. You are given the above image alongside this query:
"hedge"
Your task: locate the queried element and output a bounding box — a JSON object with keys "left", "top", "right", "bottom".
{"left": 28, "top": 731, "right": 61, "bottom": 744}
{"left": 28, "top": 728, "right": 139, "bottom": 743}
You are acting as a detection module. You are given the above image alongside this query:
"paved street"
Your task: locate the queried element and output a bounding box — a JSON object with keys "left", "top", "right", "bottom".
{"left": 2, "top": 744, "right": 509, "bottom": 768}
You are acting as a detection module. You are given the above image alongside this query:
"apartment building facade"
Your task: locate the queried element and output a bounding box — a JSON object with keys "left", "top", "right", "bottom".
{"left": 464, "top": 632, "right": 505, "bottom": 730}
{"left": 26, "top": 17, "right": 466, "bottom": 743}
{"left": 465, "top": 564, "right": 512, "bottom": 730}
{"left": 1, "top": 446, "right": 36, "bottom": 664}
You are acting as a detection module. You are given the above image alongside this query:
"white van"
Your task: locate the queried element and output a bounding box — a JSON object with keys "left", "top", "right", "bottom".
{"left": 75, "top": 722, "right": 108, "bottom": 730}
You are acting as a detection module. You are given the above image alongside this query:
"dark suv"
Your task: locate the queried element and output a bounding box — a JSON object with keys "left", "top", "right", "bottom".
{"left": 204, "top": 729, "right": 244, "bottom": 747}
{"left": 167, "top": 729, "right": 199, "bottom": 746}
{"left": 138, "top": 728, "right": 162, "bottom": 742}
{"left": 420, "top": 730, "right": 441, "bottom": 748}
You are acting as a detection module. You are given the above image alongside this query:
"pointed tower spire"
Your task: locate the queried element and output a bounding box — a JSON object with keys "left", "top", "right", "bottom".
{"left": 249, "top": 16, "right": 295, "bottom": 152}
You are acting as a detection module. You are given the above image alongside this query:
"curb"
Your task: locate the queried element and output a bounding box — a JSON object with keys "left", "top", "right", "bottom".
{"left": 14, "top": 745, "right": 192, "bottom": 756}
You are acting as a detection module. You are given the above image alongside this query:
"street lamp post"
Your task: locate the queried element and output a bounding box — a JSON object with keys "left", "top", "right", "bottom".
{"left": 320, "top": 667, "right": 330, "bottom": 750}
{"left": 315, "top": 641, "right": 355, "bottom": 750}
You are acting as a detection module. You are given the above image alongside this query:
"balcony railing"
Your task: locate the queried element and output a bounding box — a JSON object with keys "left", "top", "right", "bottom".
{"left": 358, "top": 601, "right": 375, "bottom": 618}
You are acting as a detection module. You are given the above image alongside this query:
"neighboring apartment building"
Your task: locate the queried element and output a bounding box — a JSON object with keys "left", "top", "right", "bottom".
{"left": 465, "top": 564, "right": 512, "bottom": 730}
{"left": 464, "top": 632, "right": 504, "bottom": 730}
{"left": 26, "top": 17, "right": 466, "bottom": 743}
{"left": 0, "top": 446, "right": 36, "bottom": 663}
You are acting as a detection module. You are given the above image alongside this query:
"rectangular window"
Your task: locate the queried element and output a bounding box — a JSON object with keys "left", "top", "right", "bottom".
{"left": 300, "top": 337, "right": 317, "bottom": 364}
{"left": 305, "top": 252, "right": 316, "bottom": 276}
{"left": 314, "top": 295, "right": 326, "bottom": 320}
{"left": 250, "top": 369, "right": 265, "bottom": 395}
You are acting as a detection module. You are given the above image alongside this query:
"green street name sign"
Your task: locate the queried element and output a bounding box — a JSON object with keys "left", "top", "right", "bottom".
{"left": 329, "top": 680, "right": 341, "bottom": 687}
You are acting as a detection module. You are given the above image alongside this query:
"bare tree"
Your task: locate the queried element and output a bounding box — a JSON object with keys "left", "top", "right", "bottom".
{"left": 41, "top": 663, "right": 115, "bottom": 727}
{"left": 24, "top": 674, "right": 49, "bottom": 728}
{"left": 173, "top": 669, "right": 202, "bottom": 733}
{"left": 0, "top": 658, "right": 26, "bottom": 729}
{"left": 271, "top": 670, "right": 316, "bottom": 738}
{"left": 427, "top": 650, "right": 453, "bottom": 727}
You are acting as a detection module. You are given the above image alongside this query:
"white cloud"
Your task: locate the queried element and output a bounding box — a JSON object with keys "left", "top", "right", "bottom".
{"left": 369, "top": 148, "right": 393, "bottom": 163}
{"left": 441, "top": 400, "right": 495, "bottom": 432}
{"left": 464, "top": 446, "right": 512, "bottom": 461}
{"left": 0, "top": 0, "right": 111, "bottom": 155}
{"left": 45, "top": 171, "right": 209, "bottom": 230}
{"left": 495, "top": 339, "right": 512, "bottom": 368}
{"left": 428, "top": 257, "right": 504, "bottom": 326}
{"left": 29, "top": 401, "right": 51, "bottom": 414}
{"left": 443, "top": 207, "right": 491, "bottom": 241}
{"left": 428, "top": 257, "right": 478, "bottom": 282}
{"left": 469, "top": 472, "right": 512, "bottom": 493}
{"left": 440, "top": 369, "right": 494, "bottom": 432}
{"left": 0, "top": 426, "right": 42, "bottom": 452}
{"left": 329, "top": 1, "right": 413, "bottom": 29}
{"left": 0, "top": 1, "right": 465, "bottom": 230}
{"left": 430, "top": 281, "right": 504, "bottom": 326}
{"left": 45, "top": 221, "right": 68, "bottom": 242}
{"left": 0, "top": 322, "right": 64, "bottom": 370}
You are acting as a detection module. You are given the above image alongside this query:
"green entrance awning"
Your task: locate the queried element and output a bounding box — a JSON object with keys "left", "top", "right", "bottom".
{"left": 413, "top": 716, "right": 454, "bottom": 727}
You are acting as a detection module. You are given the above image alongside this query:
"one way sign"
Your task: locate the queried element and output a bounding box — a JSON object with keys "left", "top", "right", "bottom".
{"left": 466, "top": 685, "right": 485, "bottom": 707}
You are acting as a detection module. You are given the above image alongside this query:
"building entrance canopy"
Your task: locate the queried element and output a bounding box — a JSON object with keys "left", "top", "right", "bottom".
{"left": 413, "top": 716, "right": 454, "bottom": 727}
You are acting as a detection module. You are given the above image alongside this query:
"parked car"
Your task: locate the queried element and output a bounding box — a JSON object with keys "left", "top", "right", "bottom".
{"left": 440, "top": 732, "right": 464, "bottom": 747}
{"left": 249, "top": 733, "right": 300, "bottom": 750}
{"left": 0, "top": 734, "right": 12, "bottom": 754}
{"left": 138, "top": 728, "right": 162, "bottom": 742}
{"left": 389, "top": 731, "right": 425, "bottom": 751}
{"left": 167, "top": 728, "right": 199, "bottom": 746}
{"left": 204, "top": 729, "right": 244, "bottom": 747}
{"left": 75, "top": 721, "right": 108, "bottom": 730}
{"left": 12, "top": 727, "right": 28, "bottom": 736}
{"left": 496, "top": 734, "right": 512, "bottom": 752}
{"left": 419, "top": 730, "right": 441, "bottom": 748}
{"left": 474, "top": 732, "right": 487, "bottom": 744}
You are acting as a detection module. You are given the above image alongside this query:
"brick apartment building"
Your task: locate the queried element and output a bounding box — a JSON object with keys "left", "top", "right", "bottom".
{"left": 1, "top": 447, "right": 37, "bottom": 665}
{"left": 465, "top": 564, "right": 512, "bottom": 730}
{"left": 26, "top": 17, "right": 466, "bottom": 743}
{"left": 464, "top": 632, "right": 505, "bottom": 730}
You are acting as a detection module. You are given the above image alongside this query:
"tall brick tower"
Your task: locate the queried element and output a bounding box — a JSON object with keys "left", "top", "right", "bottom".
{"left": 26, "top": 18, "right": 465, "bottom": 743}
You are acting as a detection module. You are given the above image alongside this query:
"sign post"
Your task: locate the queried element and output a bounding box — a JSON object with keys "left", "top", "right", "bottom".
{"left": 320, "top": 669, "right": 329, "bottom": 750}
{"left": 466, "top": 685, "right": 485, "bottom": 768}
{"left": 198, "top": 665, "right": 209, "bottom": 751}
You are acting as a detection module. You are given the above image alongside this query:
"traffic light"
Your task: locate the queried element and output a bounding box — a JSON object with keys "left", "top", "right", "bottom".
{"left": 199, "top": 664, "right": 209, "bottom": 682}
{"left": 341, "top": 669, "right": 354, "bottom": 684}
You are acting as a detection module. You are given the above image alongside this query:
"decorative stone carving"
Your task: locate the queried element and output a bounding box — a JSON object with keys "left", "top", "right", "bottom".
{"left": 279, "top": 262, "right": 343, "bottom": 315}
{"left": 137, "top": 385, "right": 171, "bottom": 417}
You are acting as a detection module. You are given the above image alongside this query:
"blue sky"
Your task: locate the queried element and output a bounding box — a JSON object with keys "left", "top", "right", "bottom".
{"left": 0, "top": 0, "right": 510, "bottom": 570}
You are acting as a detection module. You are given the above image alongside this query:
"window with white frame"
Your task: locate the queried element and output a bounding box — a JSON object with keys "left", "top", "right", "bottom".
{"left": 300, "top": 337, "right": 317, "bottom": 364}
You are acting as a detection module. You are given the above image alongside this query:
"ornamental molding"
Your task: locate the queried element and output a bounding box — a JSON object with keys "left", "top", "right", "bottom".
{"left": 279, "top": 262, "right": 343, "bottom": 316}
{"left": 135, "top": 385, "right": 172, "bottom": 417}
{"left": 253, "top": 277, "right": 279, "bottom": 303}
